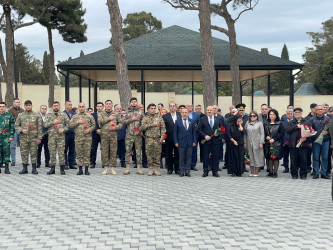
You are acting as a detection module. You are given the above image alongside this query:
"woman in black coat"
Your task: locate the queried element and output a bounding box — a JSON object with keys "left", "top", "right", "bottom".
{"left": 264, "top": 109, "right": 285, "bottom": 178}
{"left": 227, "top": 115, "right": 245, "bottom": 177}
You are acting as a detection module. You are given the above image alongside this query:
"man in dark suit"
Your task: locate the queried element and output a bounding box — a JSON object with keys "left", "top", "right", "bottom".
{"left": 90, "top": 102, "right": 104, "bottom": 168}
{"left": 163, "top": 102, "right": 181, "bottom": 174}
{"left": 199, "top": 106, "right": 223, "bottom": 177}
{"left": 186, "top": 103, "right": 200, "bottom": 171}
{"left": 174, "top": 108, "right": 196, "bottom": 177}
{"left": 213, "top": 105, "right": 226, "bottom": 168}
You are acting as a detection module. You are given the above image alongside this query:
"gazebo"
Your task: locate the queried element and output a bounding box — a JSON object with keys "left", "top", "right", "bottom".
{"left": 57, "top": 25, "right": 303, "bottom": 109}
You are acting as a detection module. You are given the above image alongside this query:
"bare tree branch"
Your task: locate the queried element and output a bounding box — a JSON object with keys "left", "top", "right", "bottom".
{"left": 0, "top": 39, "right": 7, "bottom": 78}
{"left": 14, "top": 3, "right": 47, "bottom": 31}
{"left": 234, "top": 0, "right": 259, "bottom": 22}
{"left": 15, "top": 20, "right": 38, "bottom": 30}
{"left": 211, "top": 25, "right": 228, "bottom": 36}
{"left": 163, "top": 0, "right": 199, "bottom": 11}
{"left": 0, "top": 12, "right": 5, "bottom": 24}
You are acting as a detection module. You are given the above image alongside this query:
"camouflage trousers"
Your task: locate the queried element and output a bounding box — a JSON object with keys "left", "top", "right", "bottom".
{"left": 146, "top": 137, "right": 161, "bottom": 169}
{"left": 0, "top": 136, "right": 11, "bottom": 163}
{"left": 125, "top": 134, "right": 142, "bottom": 166}
{"left": 49, "top": 135, "right": 65, "bottom": 166}
{"left": 20, "top": 134, "right": 38, "bottom": 164}
{"left": 75, "top": 138, "right": 91, "bottom": 166}
{"left": 101, "top": 133, "right": 118, "bottom": 167}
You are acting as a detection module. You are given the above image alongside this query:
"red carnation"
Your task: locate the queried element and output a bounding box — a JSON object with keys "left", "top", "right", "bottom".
{"left": 245, "top": 161, "right": 250, "bottom": 165}
{"left": 220, "top": 126, "right": 226, "bottom": 134}
{"left": 134, "top": 127, "right": 139, "bottom": 130}
{"left": 163, "top": 134, "right": 167, "bottom": 139}
{"left": 111, "top": 123, "right": 115, "bottom": 127}
{"left": 84, "top": 126, "right": 88, "bottom": 129}
{"left": 285, "top": 141, "right": 289, "bottom": 145}
{"left": 53, "top": 125, "right": 58, "bottom": 129}
{"left": 325, "top": 120, "right": 329, "bottom": 124}
{"left": 29, "top": 125, "right": 35, "bottom": 130}
{"left": 2, "top": 128, "right": 7, "bottom": 132}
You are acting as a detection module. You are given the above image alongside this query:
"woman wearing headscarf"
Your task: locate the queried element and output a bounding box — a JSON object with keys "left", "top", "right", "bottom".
{"left": 227, "top": 115, "right": 245, "bottom": 177}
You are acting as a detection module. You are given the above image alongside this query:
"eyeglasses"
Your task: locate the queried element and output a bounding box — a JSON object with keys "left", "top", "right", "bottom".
{"left": 250, "top": 115, "right": 257, "bottom": 117}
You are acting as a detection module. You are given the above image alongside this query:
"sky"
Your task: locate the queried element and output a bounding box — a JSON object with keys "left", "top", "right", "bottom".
{"left": 4, "top": 0, "right": 333, "bottom": 65}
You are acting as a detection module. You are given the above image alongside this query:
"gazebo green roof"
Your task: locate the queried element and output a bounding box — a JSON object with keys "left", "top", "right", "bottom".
{"left": 295, "top": 82, "right": 322, "bottom": 95}
{"left": 57, "top": 25, "right": 303, "bottom": 82}
{"left": 253, "top": 90, "right": 266, "bottom": 96}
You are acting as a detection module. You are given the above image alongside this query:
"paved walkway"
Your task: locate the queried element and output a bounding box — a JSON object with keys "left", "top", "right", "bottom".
{"left": 0, "top": 148, "right": 332, "bottom": 249}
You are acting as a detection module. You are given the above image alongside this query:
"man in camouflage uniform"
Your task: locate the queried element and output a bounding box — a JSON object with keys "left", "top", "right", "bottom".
{"left": 140, "top": 103, "right": 166, "bottom": 176}
{"left": 44, "top": 101, "right": 70, "bottom": 175}
{"left": 14, "top": 100, "right": 42, "bottom": 174}
{"left": 69, "top": 103, "right": 96, "bottom": 175}
{"left": 8, "top": 98, "right": 24, "bottom": 166}
{"left": 0, "top": 102, "right": 15, "bottom": 174}
{"left": 98, "top": 100, "right": 123, "bottom": 175}
{"left": 122, "top": 97, "right": 144, "bottom": 175}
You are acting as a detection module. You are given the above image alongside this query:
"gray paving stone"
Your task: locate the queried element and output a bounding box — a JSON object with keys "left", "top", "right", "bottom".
{"left": 0, "top": 147, "right": 332, "bottom": 249}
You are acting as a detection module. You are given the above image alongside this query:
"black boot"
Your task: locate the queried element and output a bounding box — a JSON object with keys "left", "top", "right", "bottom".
{"left": 60, "top": 165, "right": 66, "bottom": 175}
{"left": 47, "top": 165, "right": 55, "bottom": 175}
{"left": 19, "top": 164, "right": 28, "bottom": 174}
{"left": 77, "top": 166, "right": 83, "bottom": 175}
{"left": 160, "top": 158, "right": 164, "bottom": 169}
{"left": 85, "top": 166, "right": 90, "bottom": 175}
{"left": 4, "top": 163, "right": 11, "bottom": 174}
{"left": 31, "top": 163, "right": 38, "bottom": 175}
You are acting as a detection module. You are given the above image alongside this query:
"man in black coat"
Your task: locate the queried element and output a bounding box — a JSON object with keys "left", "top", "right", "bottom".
{"left": 286, "top": 108, "right": 312, "bottom": 180}
{"left": 198, "top": 106, "right": 223, "bottom": 177}
{"left": 90, "top": 102, "right": 104, "bottom": 168}
{"left": 163, "top": 103, "right": 181, "bottom": 174}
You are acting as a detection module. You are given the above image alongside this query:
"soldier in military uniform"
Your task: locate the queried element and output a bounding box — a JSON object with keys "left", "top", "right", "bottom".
{"left": 122, "top": 97, "right": 144, "bottom": 175}
{"left": 140, "top": 103, "right": 166, "bottom": 176}
{"left": 69, "top": 103, "right": 96, "bottom": 175}
{"left": 0, "top": 102, "right": 15, "bottom": 174}
{"left": 98, "top": 100, "right": 123, "bottom": 175}
{"left": 14, "top": 100, "right": 42, "bottom": 174}
{"left": 44, "top": 101, "right": 70, "bottom": 175}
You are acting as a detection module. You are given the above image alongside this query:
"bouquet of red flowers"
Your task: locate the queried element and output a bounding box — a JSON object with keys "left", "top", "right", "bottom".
{"left": 296, "top": 124, "right": 317, "bottom": 148}
{"left": 314, "top": 120, "right": 329, "bottom": 145}
{"left": 244, "top": 153, "right": 250, "bottom": 165}
{"left": 201, "top": 126, "right": 226, "bottom": 144}
{"left": 269, "top": 146, "right": 277, "bottom": 160}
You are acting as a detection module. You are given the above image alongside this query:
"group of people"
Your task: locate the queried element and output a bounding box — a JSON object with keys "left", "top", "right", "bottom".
{"left": 0, "top": 97, "right": 332, "bottom": 180}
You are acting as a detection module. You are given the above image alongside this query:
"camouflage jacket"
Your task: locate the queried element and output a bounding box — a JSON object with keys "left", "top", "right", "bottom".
{"left": 122, "top": 106, "right": 143, "bottom": 135}
{"left": 14, "top": 110, "right": 43, "bottom": 139}
{"left": 140, "top": 113, "right": 166, "bottom": 139}
{"left": 68, "top": 112, "right": 96, "bottom": 140}
{"left": 44, "top": 112, "right": 70, "bottom": 138}
{"left": 0, "top": 112, "right": 15, "bottom": 138}
{"left": 98, "top": 110, "right": 123, "bottom": 134}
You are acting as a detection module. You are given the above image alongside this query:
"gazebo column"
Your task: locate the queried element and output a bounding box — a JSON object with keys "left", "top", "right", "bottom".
{"left": 79, "top": 75, "right": 82, "bottom": 103}
{"left": 141, "top": 70, "right": 145, "bottom": 110}
{"left": 65, "top": 70, "right": 70, "bottom": 101}
{"left": 251, "top": 79, "right": 254, "bottom": 110}
{"left": 88, "top": 79, "right": 91, "bottom": 108}
{"left": 216, "top": 70, "right": 219, "bottom": 105}
{"left": 267, "top": 74, "right": 271, "bottom": 106}
{"left": 94, "top": 82, "right": 98, "bottom": 109}
{"left": 289, "top": 70, "right": 294, "bottom": 106}
{"left": 240, "top": 82, "right": 242, "bottom": 103}
{"left": 191, "top": 81, "right": 194, "bottom": 105}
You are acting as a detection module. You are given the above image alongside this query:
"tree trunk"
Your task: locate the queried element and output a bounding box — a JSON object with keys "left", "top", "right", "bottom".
{"left": 47, "top": 27, "right": 55, "bottom": 108}
{"left": 228, "top": 21, "right": 241, "bottom": 105}
{"left": 4, "top": 9, "right": 14, "bottom": 105}
{"left": 107, "top": 0, "right": 132, "bottom": 110}
{"left": 199, "top": 0, "right": 216, "bottom": 110}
